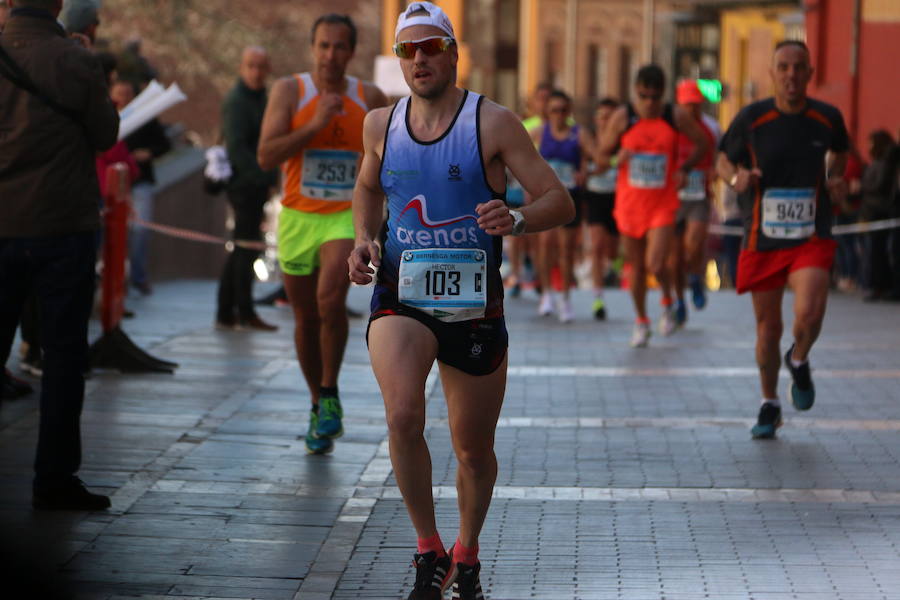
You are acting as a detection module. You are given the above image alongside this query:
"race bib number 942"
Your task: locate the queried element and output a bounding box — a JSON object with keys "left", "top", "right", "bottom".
{"left": 301, "top": 149, "right": 359, "bottom": 201}
{"left": 628, "top": 153, "right": 667, "bottom": 189}
{"left": 398, "top": 248, "right": 487, "bottom": 322}
{"left": 762, "top": 188, "right": 816, "bottom": 240}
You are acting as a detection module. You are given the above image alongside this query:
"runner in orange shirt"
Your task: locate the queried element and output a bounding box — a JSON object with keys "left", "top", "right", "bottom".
{"left": 595, "top": 65, "right": 709, "bottom": 347}
{"left": 258, "top": 14, "right": 387, "bottom": 454}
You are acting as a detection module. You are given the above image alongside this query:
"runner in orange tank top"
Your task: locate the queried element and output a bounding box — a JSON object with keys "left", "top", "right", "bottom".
{"left": 594, "top": 64, "right": 709, "bottom": 347}
{"left": 257, "top": 14, "right": 387, "bottom": 455}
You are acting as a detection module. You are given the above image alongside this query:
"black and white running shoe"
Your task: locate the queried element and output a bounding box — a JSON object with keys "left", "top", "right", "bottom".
{"left": 407, "top": 551, "right": 454, "bottom": 600}
{"left": 451, "top": 561, "right": 484, "bottom": 600}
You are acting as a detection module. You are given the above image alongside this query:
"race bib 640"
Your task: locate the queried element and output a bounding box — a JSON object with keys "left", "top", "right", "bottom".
{"left": 628, "top": 153, "right": 667, "bottom": 189}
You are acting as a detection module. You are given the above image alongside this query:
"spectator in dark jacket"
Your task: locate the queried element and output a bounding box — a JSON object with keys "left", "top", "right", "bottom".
{"left": 0, "top": 0, "right": 119, "bottom": 510}
{"left": 110, "top": 78, "right": 172, "bottom": 295}
{"left": 215, "top": 46, "right": 279, "bottom": 331}
{"left": 860, "top": 129, "right": 898, "bottom": 301}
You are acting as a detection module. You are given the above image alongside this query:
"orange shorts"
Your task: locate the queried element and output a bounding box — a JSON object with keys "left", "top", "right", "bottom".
{"left": 613, "top": 203, "right": 678, "bottom": 239}
{"left": 736, "top": 237, "right": 837, "bottom": 294}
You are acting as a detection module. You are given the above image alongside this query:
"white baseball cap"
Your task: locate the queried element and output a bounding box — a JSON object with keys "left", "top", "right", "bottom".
{"left": 395, "top": 2, "right": 456, "bottom": 40}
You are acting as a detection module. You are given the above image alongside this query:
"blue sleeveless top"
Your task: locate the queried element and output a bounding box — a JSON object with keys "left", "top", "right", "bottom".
{"left": 539, "top": 124, "right": 581, "bottom": 190}
{"left": 373, "top": 90, "right": 505, "bottom": 319}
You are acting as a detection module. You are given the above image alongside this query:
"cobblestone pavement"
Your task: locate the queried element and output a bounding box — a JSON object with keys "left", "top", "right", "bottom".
{"left": 1, "top": 281, "right": 898, "bottom": 600}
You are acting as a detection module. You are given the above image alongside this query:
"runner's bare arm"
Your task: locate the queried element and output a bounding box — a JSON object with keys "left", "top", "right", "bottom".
{"left": 479, "top": 102, "right": 574, "bottom": 235}
{"left": 348, "top": 108, "right": 391, "bottom": 284}
{"left": 257, "top": 77, "right": 341, "bottom": 170}
{"left": 825, "top": 150, "right": 850, "bottom": 204}
{"left": 594, "top": 106, "right": 628, "bottom": 171}
{"left": 674, "top": 105, "right": 710, "bottom": 174}
{"left": 576, "top": 127, "right": 594, "bottom": 186}
{"left": 716, "top": 152, "right": 761, "bottom": 195}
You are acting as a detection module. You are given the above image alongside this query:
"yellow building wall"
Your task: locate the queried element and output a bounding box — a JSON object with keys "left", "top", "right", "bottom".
{"left": 718, "top": 7, "right": 790, "bottom": 129}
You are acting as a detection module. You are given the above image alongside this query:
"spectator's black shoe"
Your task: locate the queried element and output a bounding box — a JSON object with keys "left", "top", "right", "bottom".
{"left": 451, "top": 560, "right": 484, "bottom": 600}
{"left": 784, "top": 344, "right": 815, "bottom": 411}
{"left": 2, "top": 369, "right": 33, "bottom": 400}
{"left": 751, "top": 402, "right": 783, "bottom": 439}
{"left": 407, "top": 551, "right": 454, "bottom": 600}
{"left": 33, "top": 478, "right": 111, "bottom": 511}
{"left": 237, "top": 316, "right": 278, "bottom": 332}
{"left": 20, "top": 356, "right": 43, "bottom": 378}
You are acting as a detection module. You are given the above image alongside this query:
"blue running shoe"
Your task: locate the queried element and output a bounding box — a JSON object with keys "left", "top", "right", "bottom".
{"left": 784, "top": 345, "right": 815, "bottom": 411}
{"left": 674, "top": 299, "right": 687, "bottom": 328}
{"left": 751, "top": 402, "right": 783, "bottom": 439}
{"left": 304, "top": 410, "right": 334, "bottom": 454}
{"left": 689, "top": 274, "right": 707, "bottom": 310}
{"left": 315, "top": 395, "right": 344, "bottom": 439}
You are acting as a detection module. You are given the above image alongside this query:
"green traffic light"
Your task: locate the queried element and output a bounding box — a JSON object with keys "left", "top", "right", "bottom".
{"left": 697, "top": 79, "right": 722, "bottom": 103}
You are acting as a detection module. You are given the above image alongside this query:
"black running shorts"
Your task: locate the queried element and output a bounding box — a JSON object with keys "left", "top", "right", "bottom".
{"left": 367, "top": 304, "right": 508, "bottom": 376}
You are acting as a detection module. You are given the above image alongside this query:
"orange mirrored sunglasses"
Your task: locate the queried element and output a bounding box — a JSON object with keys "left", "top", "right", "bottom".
{"left": 392, "top": 36, "right": 456, "bottom": 59}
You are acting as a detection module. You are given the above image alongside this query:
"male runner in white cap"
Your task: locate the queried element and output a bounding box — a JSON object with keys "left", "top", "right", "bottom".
{"left": 348, "top": 3, "right": 573, "bottom": 598}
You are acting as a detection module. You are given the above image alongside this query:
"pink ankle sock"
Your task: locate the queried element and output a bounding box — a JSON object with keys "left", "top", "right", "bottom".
{"left": 417, "top": 533, "right": 446, "bottom": 557}
{"left": 453, "top": 538, "right": 479, "bottom": 566}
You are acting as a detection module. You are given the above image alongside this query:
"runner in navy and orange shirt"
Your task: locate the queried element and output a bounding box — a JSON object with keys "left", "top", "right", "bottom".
{"left": 595, "top": 64, "right": 709, "bottom": 347}
{"left": 717, "top": 40, "right": 849, "bottom": 439}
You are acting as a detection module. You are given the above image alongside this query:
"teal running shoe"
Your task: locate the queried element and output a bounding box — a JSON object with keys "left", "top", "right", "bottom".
{"left": 315, "top": 395, "right": 344, "bottom": 439}
{"left": 305, "top": 410, "right": 334, "bottom": 454}
{"left": 751, "top": 403, "right": 783, "bottom": 439}
{"left": 784, "top": 345, "right": 815, "bottom": 411}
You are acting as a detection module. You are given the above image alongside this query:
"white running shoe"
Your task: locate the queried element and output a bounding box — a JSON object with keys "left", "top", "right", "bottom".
{"left": 558, "top": 297, "right": 574, "bottom": 323}
{"left": 658, "top": 307, "right": 677, "bottom": 336}
{"left": 538, "top": 292, "right": 554, "bottom": 316}
{"left": 630, "top": 321, "right": 651, "bottom": 348}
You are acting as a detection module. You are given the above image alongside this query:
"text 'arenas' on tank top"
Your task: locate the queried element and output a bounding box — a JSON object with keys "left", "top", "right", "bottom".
{"left": 539, "top": 124, "right": 581, "bottom": 191}
{"left": 616, "top": 103, "right": 679, "bottom": 204}
{"left": 281, "top": 73, "right": 368, "bottom": 214}
{"left": 374, "top": 90, "right": 506, "bottom": 322}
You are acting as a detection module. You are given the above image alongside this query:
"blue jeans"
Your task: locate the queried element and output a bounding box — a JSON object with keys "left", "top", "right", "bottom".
{"left": 129, "top": 182, "right": 155, "bottom": 287}
{"left": 833, "top": 214, "right": 860, "bottom": 283}
{"left": 0, "top": 232, "right": 96, "bottom": 490}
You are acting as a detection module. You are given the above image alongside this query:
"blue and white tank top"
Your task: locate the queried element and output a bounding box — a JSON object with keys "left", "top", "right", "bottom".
{"left": 374, "top": 90, "right": 505, "bottom": 321}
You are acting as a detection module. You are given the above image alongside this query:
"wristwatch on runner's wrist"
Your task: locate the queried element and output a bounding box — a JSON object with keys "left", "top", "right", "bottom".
{"left": 509, "top": 209, "right": 526, "bottom": 236}
{"left": 729, "top": 172, "right": 739, "bottom": 188}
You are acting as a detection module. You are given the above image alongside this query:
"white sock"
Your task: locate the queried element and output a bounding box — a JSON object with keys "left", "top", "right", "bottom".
{"left": 762, "top": 397, "right": 780, "bottom": 407}
{"left": 789, "top": 345, "right": 808, "bottom": 368}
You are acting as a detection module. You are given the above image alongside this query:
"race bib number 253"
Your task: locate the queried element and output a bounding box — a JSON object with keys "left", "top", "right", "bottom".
{"left": 301, "top": 149, "right": 359, "bottom": 201}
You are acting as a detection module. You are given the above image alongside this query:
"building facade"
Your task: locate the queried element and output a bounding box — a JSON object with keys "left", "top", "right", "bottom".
{"left": 806, "top": 0, "right": 900, "bottom": 150}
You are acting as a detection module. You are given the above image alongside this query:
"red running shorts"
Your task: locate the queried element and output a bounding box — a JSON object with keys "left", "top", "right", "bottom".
{"left": 736, "top": 237, "right": 837, "bottom": 294}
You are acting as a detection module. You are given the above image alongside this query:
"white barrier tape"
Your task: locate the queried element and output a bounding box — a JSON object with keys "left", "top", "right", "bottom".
{"left": 708, "top": 217, "right": 900, "bottom": 238}
{"left": 129, "top": 216, "right": 272, "bottom": 251}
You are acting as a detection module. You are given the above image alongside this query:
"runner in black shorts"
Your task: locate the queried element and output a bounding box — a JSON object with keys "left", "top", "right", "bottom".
{"left": 582, "top": 97, "right": 620, "bottom": 319}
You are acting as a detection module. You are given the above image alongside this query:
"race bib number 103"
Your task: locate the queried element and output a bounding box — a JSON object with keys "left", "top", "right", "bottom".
{"left": 398, "top": 248, "right": 487, "bottom": 322}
